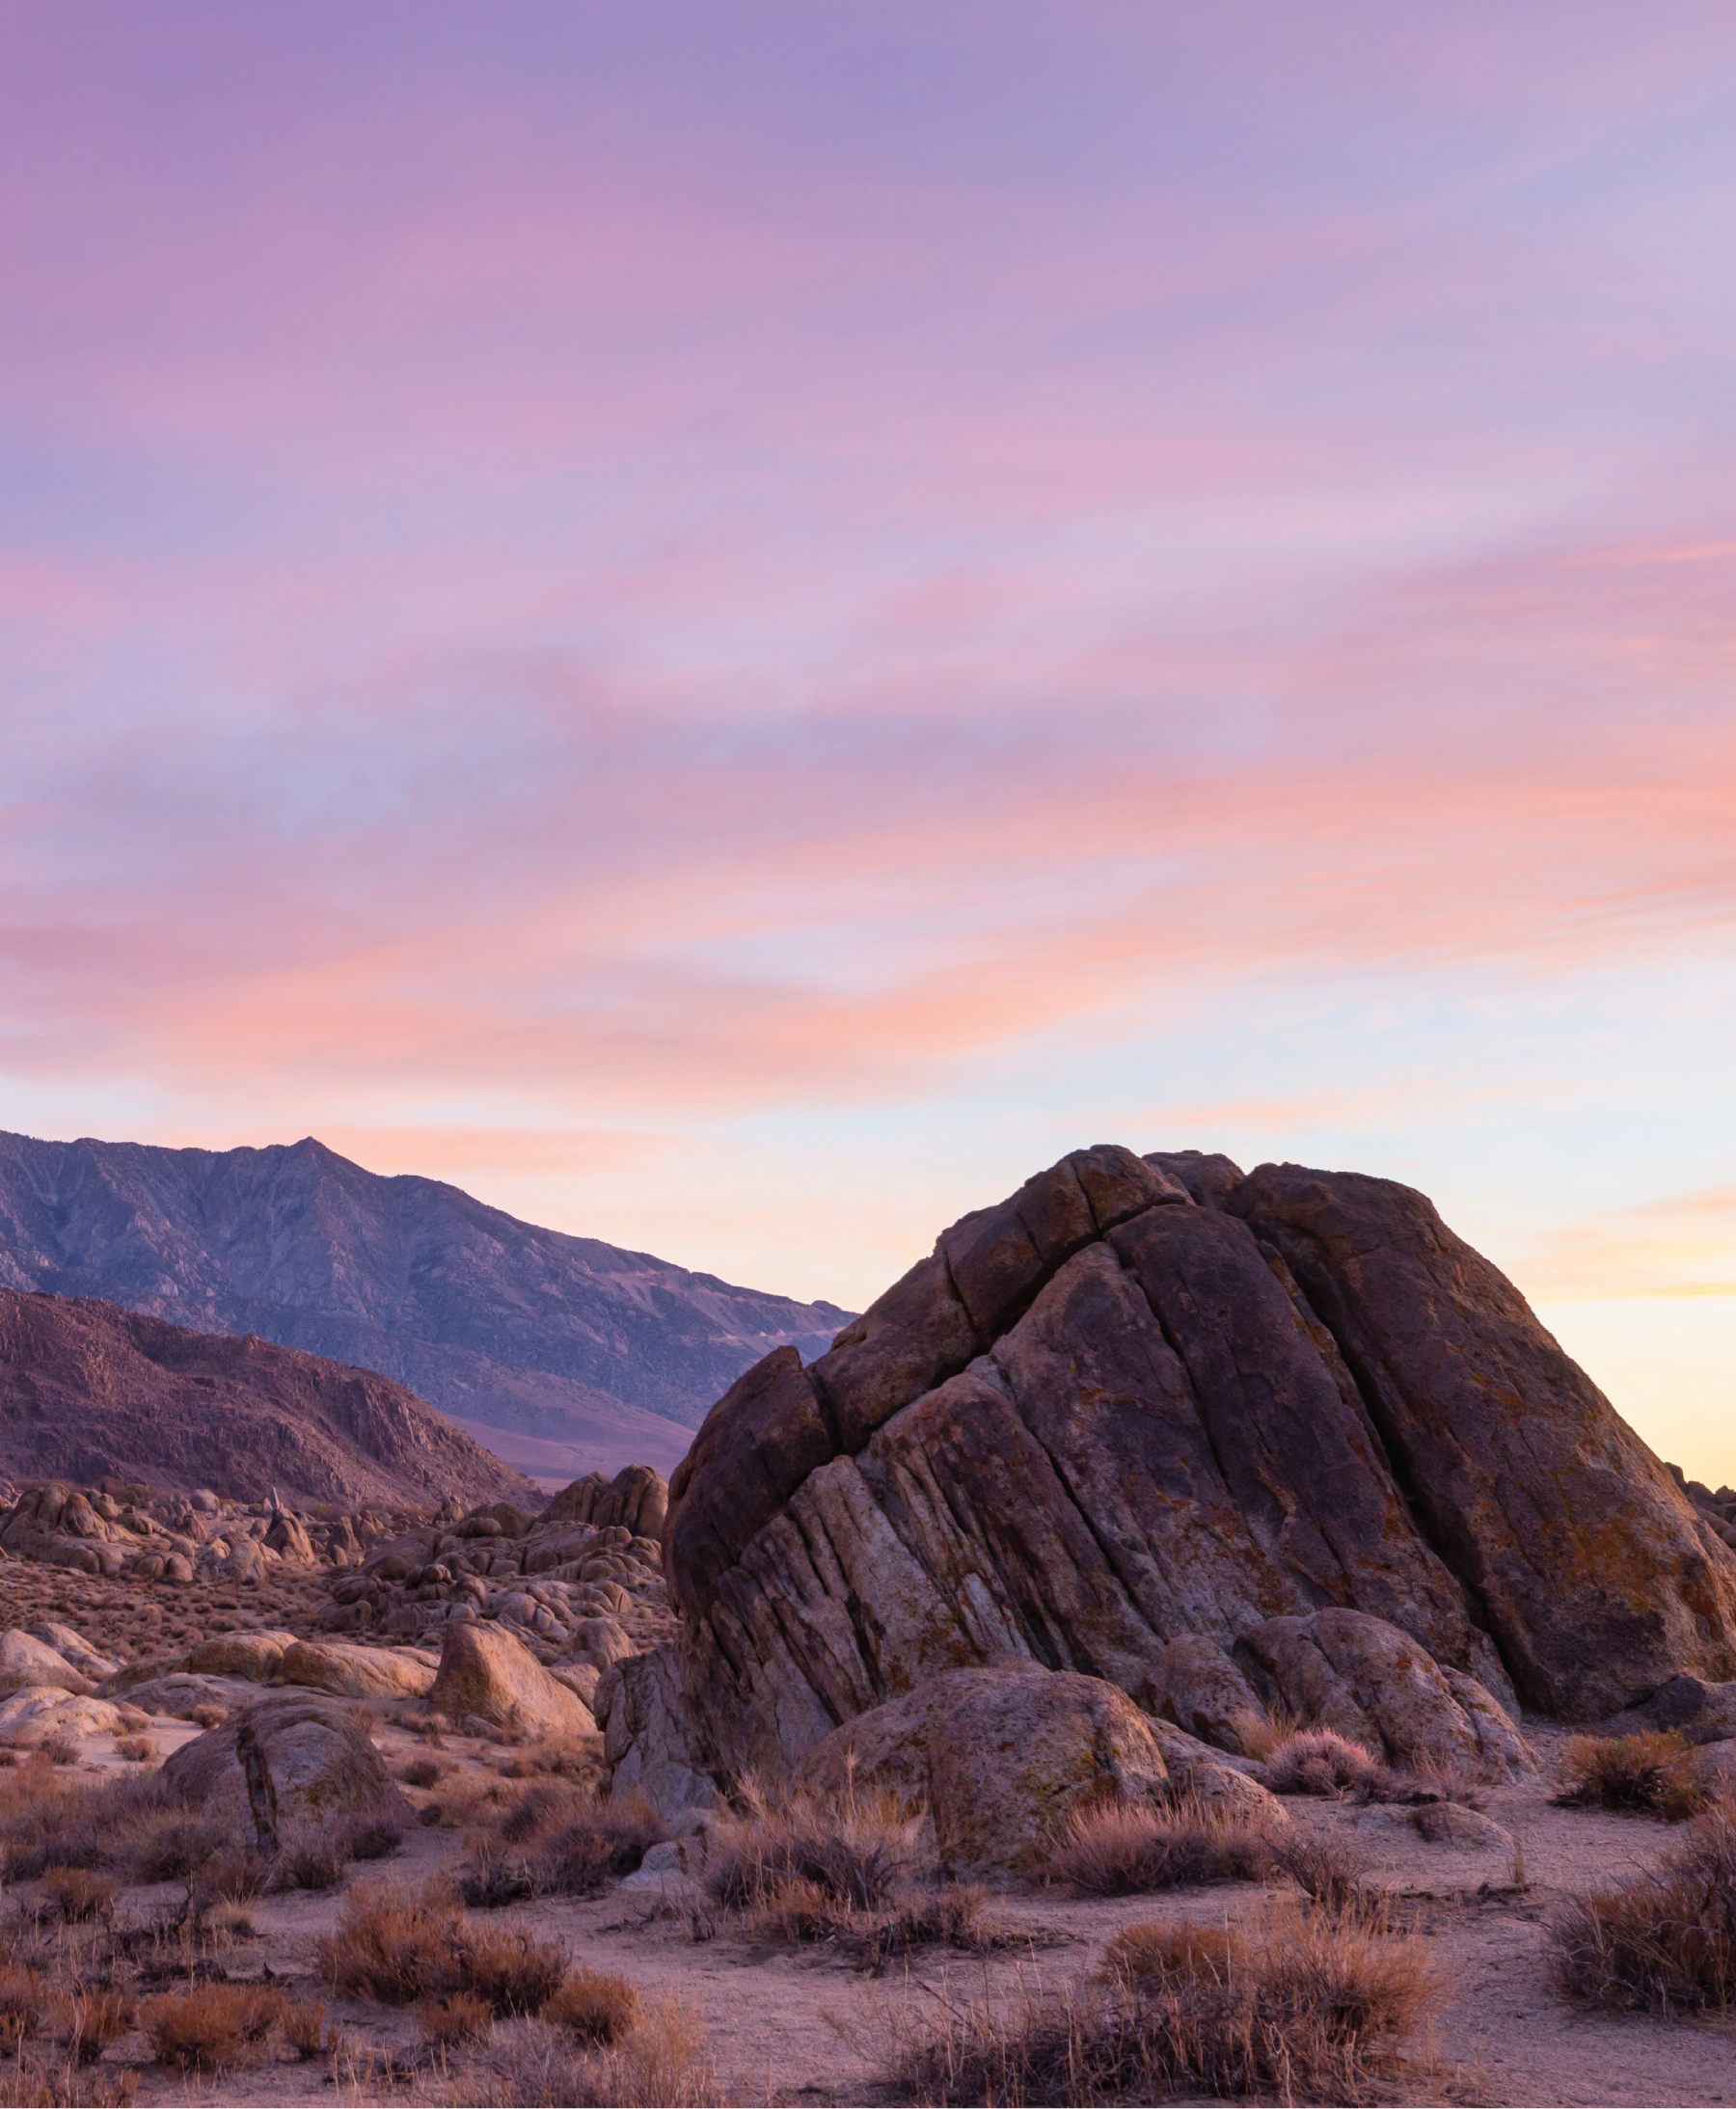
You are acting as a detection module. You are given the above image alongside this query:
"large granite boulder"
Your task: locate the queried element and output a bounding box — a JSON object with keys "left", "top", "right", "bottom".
{"left": 428, "top": 1619, "right": 597, "bottom": 1739}
{"left": 797, "top": 1664, "right": 1194, "bottom": 1881}
{"left": 620, "top": 1147, "right": 1736, "bottom": 1807}
{"left": 162, "top": 1693, "right": 408, "bottom": 1851}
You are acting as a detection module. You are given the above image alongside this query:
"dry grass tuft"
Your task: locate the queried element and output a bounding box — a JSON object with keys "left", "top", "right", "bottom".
{"left": 1263, "top": 1727, "right": 1391, "bottom": 1798}
{"left": 497, "top": 1738, "right": 605, "bottom": 1786}
{"left": 0, "top": 1967, "right": 48, "bottom": 2054}
{"left": 417, "top": 1999, "right": 715, "bottom": 2108}
{"left": 41, "top": 1870, "right": 114, "bottom": 1925}
{"left": 1554, "top": 1732, "right": 1706, "bottom": 1820}
{"left": 1555, "top": 1799, "right": 1736, "bottom": 2013}
{"left": 283, "top": 2001, "right": 333, "bottom": 2061}
{"left": 1234, "top": 1703, "right": 1301, "bottom": 1763}
{"left": 420, "top": 1991, "right": 494, "bottom": 2047}
{"left": 1268, "top": 1826, "right": 1376, "bottom": 1912}
{"left": 702, "top": 1774, "right": 924, "bottom": 1911}
{"left": 53, "top": 1991, "right": 133, "bottom": 2066}
{"left": 542, "top": 1968, "right": 641, "bottom": 2046}
{"left": 452, "top": 1926, "right": 568, "bottom": 2018}
{"left": 140, "top": 1984, "right": 286, "bottom": 2072}
{"left": 1049, "top": 1796, "right": 1275, "bottom": 1896}
{"left": 402, "top": 1756, "right": 444, "bottom": 1790}
{"left": 112, "top": 1739, "right": 152, "bottom": 1766}
{"left": 895, "top": 1900, "right": 1437, "bottom": 2104}
{"left": 1100, "top": 1920, "right": 1249, "bottom": 1986}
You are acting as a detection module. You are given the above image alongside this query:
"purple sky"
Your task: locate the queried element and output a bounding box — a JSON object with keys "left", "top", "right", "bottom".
{"left": 3, "top": 4, "right": 1734, "bottom": 1474}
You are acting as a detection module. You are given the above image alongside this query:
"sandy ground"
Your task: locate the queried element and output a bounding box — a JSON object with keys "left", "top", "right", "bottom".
{"left": 1, "top": 1717, "right": 1722, "bottom": 2108}
{"left": 1, "top": 1551, "right": 1733, "bottom": 2105}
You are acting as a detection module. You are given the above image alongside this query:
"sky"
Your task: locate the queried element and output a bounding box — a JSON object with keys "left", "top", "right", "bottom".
{"left": 2, "top": 3, "right": 1733, "bottom": 1477}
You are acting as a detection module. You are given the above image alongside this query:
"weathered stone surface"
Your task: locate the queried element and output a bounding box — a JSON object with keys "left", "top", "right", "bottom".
{"left": 107, "top": 1671, "right": 258, "bottom": 1720}
{"left": 26, "top": 1622, "right": 119, "bottom": 1681}
{"left": 279, "top": 1640, "right": 439, "bottom": 1702}
{"left": 162, "top": 1693, "right": 408, "bottom": 1850}
{"left": 1158, "top": 1636, "right": 1266, "bottom": 1755}
{"left": 185, "top": 1631, "right": 299, "bottom": 1683}
{"left": 610, "top": 1146, "right": 1736, "bottom": 1807}
{"left": 428, "top": 1620, "right": 596, "bottom": 1739}
{"left": 1602, "top": 1673, "right": 1736, "bottom": 1747}
{"left": 0, "top": 1631, "right": 92, "bottom": 1696}
{"left": 597, "top": 1646, "right": 720, "bottom": 1818}
{"left": 798, "top": 1664, "right": 1180, "bottom": 1880}
{"left": 664, "top": 1348, "right": 834, "bottom": 1618}
{"left": 0, "top": 1688, "right": 147, "bottom": 1744}
{"left": 1230, "top": 1163, "right": 1736, "bottom": 1716}
{"left": 1236, "top": 1609, "right": 1533, "bottom": 1778}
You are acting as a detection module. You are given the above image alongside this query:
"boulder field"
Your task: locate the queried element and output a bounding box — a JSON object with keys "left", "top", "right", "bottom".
{"left": 602, "top": 1146, "right": 1736, "bottom": 1814}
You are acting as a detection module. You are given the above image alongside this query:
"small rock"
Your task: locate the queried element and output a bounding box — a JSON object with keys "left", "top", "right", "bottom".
{"left": 430, "top": 1621, "right": 596, "bottom": 1739}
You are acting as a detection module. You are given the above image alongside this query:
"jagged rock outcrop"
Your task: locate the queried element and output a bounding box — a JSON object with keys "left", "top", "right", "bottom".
{"left": 611, "top": 1146, "right": 1736, "bottom": 1810}
{"left": 0, "top": 1290, "right": 534, "bottom": 1508}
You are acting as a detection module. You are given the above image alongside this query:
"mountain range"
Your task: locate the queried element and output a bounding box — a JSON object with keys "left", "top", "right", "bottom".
{"left": 0, "top": 1130, "right": 852, "bottom": 1480}
{"left": 0, "top": 1288, "right": 531, "bottom": 1509}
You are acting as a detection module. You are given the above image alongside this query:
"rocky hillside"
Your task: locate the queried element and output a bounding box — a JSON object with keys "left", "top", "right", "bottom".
{"left": 0, "top": 1290, "right": 535, "bottom": 1509}
{"left": 0, "top": 1130, "right": 853, "bottom": 1478}
{"left": 604, "top": 1146, "right": 1736, "bottom": 1812}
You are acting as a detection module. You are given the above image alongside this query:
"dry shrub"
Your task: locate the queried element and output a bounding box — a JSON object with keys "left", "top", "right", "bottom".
{"left": 140, "top": 1984, "right": 286, "bottom": 2071}
{"left": 122, "top": 1811, "right": 225, "bottom": 1885}
{"left": 0, "top": 1770, "right": 137, "bottom": 1881}
{"left": 1268, "top": 1825, "right": 1375, "bottom": 1912}
{"left": 452, "top": 1926, "right": 568, "bottom": 2018}
{"left": 112, "top": 1739, "right": 152, "bottom": 1766}
{"left": 187, "top": 1706, "right": 226, "bottom": 1731}
{"left": 702, "top": 1775, "right": 923, "bottom": 1911}
{"left": 0, "top": 1967, "right": 48, "bottom": 2053}
{"left": 0, "top": 2067, "right": 138, "bottom": 2109}
{"left": 542, "top": 1968, "right": 640, "bottom": 2046}
{"left": 1555, "top": 1799, "right": 1736, "bottom": 2012}
{"left": 282, "top": 2001, "right": 332, "bottom": 2061}
{"left": 460, "top": 1835, "right": 537, "bottom": 1909}
{"left": 426, "top": 2000, "right": 714, "bottom": 2108}
{"left": 317, "top": 1880, "right": 466, "bottom": 2003}
{"left": 53, "top": 1992, "right": 133, "bottom": 2065}
{"left": 39, "top": 1741, "right": 79, "bottom": 1771}
{"left": 402, "top": 1756, "right": 443, "bottom": 1790}
{"left": 274, "top": 1836, "right": 347, "bottom": 1893}
{"left": 896, "top": 1900, "right": 1436, "bottom": 2104}
{"left": 420, "top": 1991, "right": 494, "bottom": 2047}
{"left": 1234, "top": 1703, "right": 1302, "bottom": 1764}
{"left": 1050, "top": 1796, "right": 1275, "bottom": 1896}
{"left": 344, "top": 1813, "right": 406, "bottom": 1862}
{"left": 316, "top": 1879, "right": 566, "bottom": 2016}
{"left": 1554, "top": 1732, "right": 1705, "bottom": 1820}
{"left": 41, "top": 1870, "right": 114, "bottom": 1925}
{"left": 464, "top": 1788, "right": 666, "bottom": 1902}
{"left": 1264, "top": 1727, "right": 1391, "bottom": 1798}
{"left": 497, "top": 1739, "right": 604, "bottom": 1785}
{"left": 851, "top": 1884, "right": 1000, "bottom": 1967}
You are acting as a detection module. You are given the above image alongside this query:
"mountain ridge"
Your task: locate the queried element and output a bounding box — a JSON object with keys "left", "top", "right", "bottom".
{"left": 0, "top": 1129, "right": 852, "bottom": 1479}
{"left": 0, "top": 1286, "right": 534, "bottom": 1508}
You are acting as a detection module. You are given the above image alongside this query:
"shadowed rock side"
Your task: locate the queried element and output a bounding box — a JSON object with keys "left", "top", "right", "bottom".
{"left": 0, "top": 1288, "right": 534, "bottom": 1509}
{"left": 636, "top": 1146, "right": 1736, "bottom": 1802}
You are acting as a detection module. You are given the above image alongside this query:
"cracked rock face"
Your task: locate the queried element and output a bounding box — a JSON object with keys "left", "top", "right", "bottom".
{"left": 638, "top": 1146, "right": 1736, "bottom": 1799}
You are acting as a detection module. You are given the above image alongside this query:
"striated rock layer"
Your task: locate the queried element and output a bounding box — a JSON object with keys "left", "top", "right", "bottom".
{"left": 632, "top": 1147, "right": 1736, "bottom": 1801}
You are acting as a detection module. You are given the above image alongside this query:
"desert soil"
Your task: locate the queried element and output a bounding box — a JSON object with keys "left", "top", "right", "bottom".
{"left": 2, "top": 1562, "right": 1733, "bottom": 2106}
